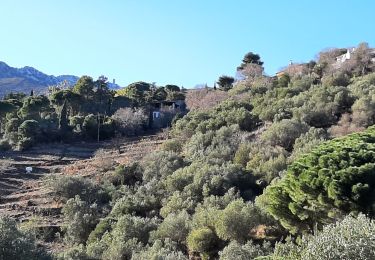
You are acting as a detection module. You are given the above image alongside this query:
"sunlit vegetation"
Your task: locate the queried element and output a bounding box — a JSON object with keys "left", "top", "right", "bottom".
{"left": 3, "top": 42, "right": 375, "bottom": 259}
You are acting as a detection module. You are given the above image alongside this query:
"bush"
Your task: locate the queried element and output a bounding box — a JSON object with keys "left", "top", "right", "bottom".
{"left": 172, "top": 100, "right": 258, "bottom": 138}
{"left": 62, "top": 196, "right": 100, "bottom": 245}
{"left": 46, "top": 175, "right": 109, "bottom": 203}
{"left": 351, "top": 96, "right": 375, "bottom": 127}
{"left": 290, "top": 127, "right": 328, "bottom": 161}
{"left": 0, "top": 217, "right": 50, "bottom": 260}
{"left": 110, "top": 180, "right": 163, "bottom": 218}
{"left": 56, "top": 244, "right": 90, "bottom": 260}
{"left": 112, "top": 107, "right": 148, "bottom": 136}
{"left": 168, "top": 162, "right": 255, "bottom": 200}
{"left": 112, "top": 163, "right": 142, "bottom": 186}
{"left": 184, "top": 125, "right": 242, "bottom": 163}
{"left": 132, "top": 239, "right": 188, "bottom": 260}
{"left": 328, "top": 113, "right": 365, "bottom": 137}
{"left": 141, "top": 151, "right": 184, "bottom": 183}
{"left": 187, "top": 227, "right": 219, "bottom": 259}
{"left": 0, "top": 139, "right": 11, "bottom": 151}
{"left": 245, "top": 143, "right": 288, "bottom": 184}
{"left": 69, "top": 115, "right": 84, "bottom": 132}
{"left": 185, "top": 89, "right": 229, "bottom": 111}
{"left": 159, "top": 191, "right": 196, "bottom": 218}
{"left": 214, "top": 199, "right": 268, "bottom": 243}
{"left": 87, "top": 218, "right": 113, "bottom": 245}
{"left": 219, "top": 241, "right": 272, "bottom": 260}
{"left": 321, "top": 72, "right": 350, "bottom": 87}
{"left": 151, "top": 210, "right": 191, "bottom": 244}
{"left": 82, "top": 114, "right": 98, "bottom": 139}
{"left": 192, "top": 189, "right": 239, "bottom": 227}
{"left": 17, "top": 120, "right": 40, "bottom": 150}
{"left": 88, "top": 215, "right": 158, "bottom": 260}
{"left": 18, "top": 119, "right": 40, "bottom": 139}
{"left": 273, "top": 214, "right": 375, "bottom": 260}
{"left": 292, "top": 85, "right": 353, "bottom": 128}
{"left": 260, "top": 126, "right": 375, "bottom": 233}
{"left": 261, "top": 119, "right": 309, "bottom": 151}
{"left": 17, "top": 137, "right": 34, "bottom": 151}
{"left": 161, "top": 139, "right": 183, "bottom": 153}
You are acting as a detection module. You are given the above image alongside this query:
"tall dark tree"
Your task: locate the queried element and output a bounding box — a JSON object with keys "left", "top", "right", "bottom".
{"left": 237, "top": 52, "right": 264, "bottom": 70}
{"left": 260, "top": 126, "right": 375, "bottom": 234}
{"left": 117, "top": 81, "right": 152, "bottom": 105}
{"left": 165, "top": 84, "right": 180, "bottom": 92}
{"left": 58, "top": 99, "right": 68, "bottom": 133}
{"left": 217, "top": 76, "right": 235, "bottom": 91}
{"left": 73, "top": 76, "right": 95, "bottom": 100}
{"left": 94, "top": 76, "right": 112, "bottom": 114}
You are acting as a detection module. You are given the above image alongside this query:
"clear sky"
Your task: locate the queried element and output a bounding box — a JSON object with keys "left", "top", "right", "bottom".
{"left": 1, "top": 0, "right": 375, "bottom": 88}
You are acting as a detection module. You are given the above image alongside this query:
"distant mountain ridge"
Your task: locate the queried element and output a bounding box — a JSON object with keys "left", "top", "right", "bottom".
{"left": 0, "top": 61, "right": 120, "bottom": 97}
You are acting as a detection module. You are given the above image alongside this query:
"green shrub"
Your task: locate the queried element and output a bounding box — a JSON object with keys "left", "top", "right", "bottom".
{"left": 219, "top": 241, "right": 273, "bottom": 260}
{"left": 110, "top": 180, "right": 163, "bottom": 218}
{"left": 112, "top": 163, "right": 142, "bottom": 186}
{"left": 17, "top": 120, "right": 40, "bottom": 150}
{"left": 161, "top": 139, "right": 183, "bottom": 153}
{"left": 187, "top": 227, "right": 219, "bottom": 259}
{"left": 17, "top": 137, "right": 34, "bottom": 151}
{"left": 62, "top": 196, "right": 99, "bottom": 245}
{"left": 141, "top": 151, "right": 184, "bottom": 183}
{"left": 132, "top": 239, "right": 188, "bottom": 260}
{"left": 87, "top": 218, "right": 114, "bottom": 245}
{"left": 151, "top": 210, "right": 191, "bottom": 244}
{"left": 233, "top": 143, "right": 252, "bottom": 167}
{"left": 159, "top": 191, "right": 196, "bottom": 218}
{"left": 260, "top": 126, "right": 375, "bottom": 233}
{"left": 0, "top": 217, "right": 50, "bottom": 260}
{"left": 88, "top": 215, "right": 158, "bottom": 260}
{"left": 0, "top": 139, "right": 11, "bottom": 151}
{"left": 82, "top": 114, "right": 98, "bottom": 139}
{"left": 214, "top": 199, "right": 269, "bottom": 243}
{"left": 290, "top": 127, "right": 328, "bottom": 161}
{"left": 261, "top": 119, "right": 309, "bottom": 151}
{"left": 184, "top": 125, "right": 242, "bottom": 163}
{"left": 172, "top": 100, "right": 259, "bottom": 138}
{"left": 56, "top": 244, "right": 90, "bottom": 260}
{"left": 46, "top": 175, "right": 109, "bottom": 203}
{"left": 69, "top": 115, "right": 84, "bottom": 132}
{"left": 177, "top": 162, "right": 255, "bottom": 199}
{"left": 245, "top": 143, "right": 288, "bottom": 184}
{"left": 273, "top": 214, "right": 375, "bottom": 260}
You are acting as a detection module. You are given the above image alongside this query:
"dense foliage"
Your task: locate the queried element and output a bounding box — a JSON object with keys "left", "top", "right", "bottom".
{"left": 4, "top": 43, "right": 375, "bottom": 259}
{"left": 0, "top": 77, "right": 185, "bottom": 150}
{"left": 272, "top": 214, "right": 375, "bottom": 260}
{"left": 0, "top": 217, "right": 51, "bottom": 260}
{"left": 260, "top": 126, "right": 375, "bottom": 233}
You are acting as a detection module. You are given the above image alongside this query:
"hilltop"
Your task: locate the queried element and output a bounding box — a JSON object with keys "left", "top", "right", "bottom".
{"left": 0, "top": 61, "right": 120, "bottom": 97}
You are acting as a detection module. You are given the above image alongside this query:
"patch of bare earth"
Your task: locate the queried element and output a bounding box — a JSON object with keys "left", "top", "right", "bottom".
{"left": 0, "top": 133, "right": 166, "bottom": 253}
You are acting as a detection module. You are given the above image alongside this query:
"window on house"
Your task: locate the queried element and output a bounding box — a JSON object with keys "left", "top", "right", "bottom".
{"left": 153, "top": 111, "right": 160, "bottom": 119}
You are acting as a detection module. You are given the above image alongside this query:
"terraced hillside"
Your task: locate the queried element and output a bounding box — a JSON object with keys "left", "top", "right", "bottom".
{"left": 0, "top": 134, "right": 165, "bottom": 229}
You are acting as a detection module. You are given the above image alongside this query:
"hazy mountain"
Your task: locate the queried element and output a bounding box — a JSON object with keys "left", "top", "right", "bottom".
{"left": 0, "top": 61, "right": 120, "bottom": 97}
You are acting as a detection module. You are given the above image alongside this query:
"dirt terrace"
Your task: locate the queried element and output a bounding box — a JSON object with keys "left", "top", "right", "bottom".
{"left": 0, "top": 134, "right": 165, "bottom": 228}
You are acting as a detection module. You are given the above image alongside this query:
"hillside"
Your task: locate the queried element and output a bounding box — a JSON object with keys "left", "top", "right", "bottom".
{"left": 0, "top": 61, "right": 120, "bottom": 97}
{"left": 1, "top": 43, "right": 375, "bottom": 259}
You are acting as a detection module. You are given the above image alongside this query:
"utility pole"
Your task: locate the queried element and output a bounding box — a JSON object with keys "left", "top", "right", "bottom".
{"left": 97, "top": 112, "right": 100, "bottom": 142}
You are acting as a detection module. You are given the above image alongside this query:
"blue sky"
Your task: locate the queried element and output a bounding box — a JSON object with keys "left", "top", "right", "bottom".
{"left": 1, "top": 0, "right": 375, "bottom": 88}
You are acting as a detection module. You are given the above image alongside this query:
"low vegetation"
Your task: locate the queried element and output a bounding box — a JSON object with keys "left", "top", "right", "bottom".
{"left": 2, "top": 42, "right": 375, "bottom": 259}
